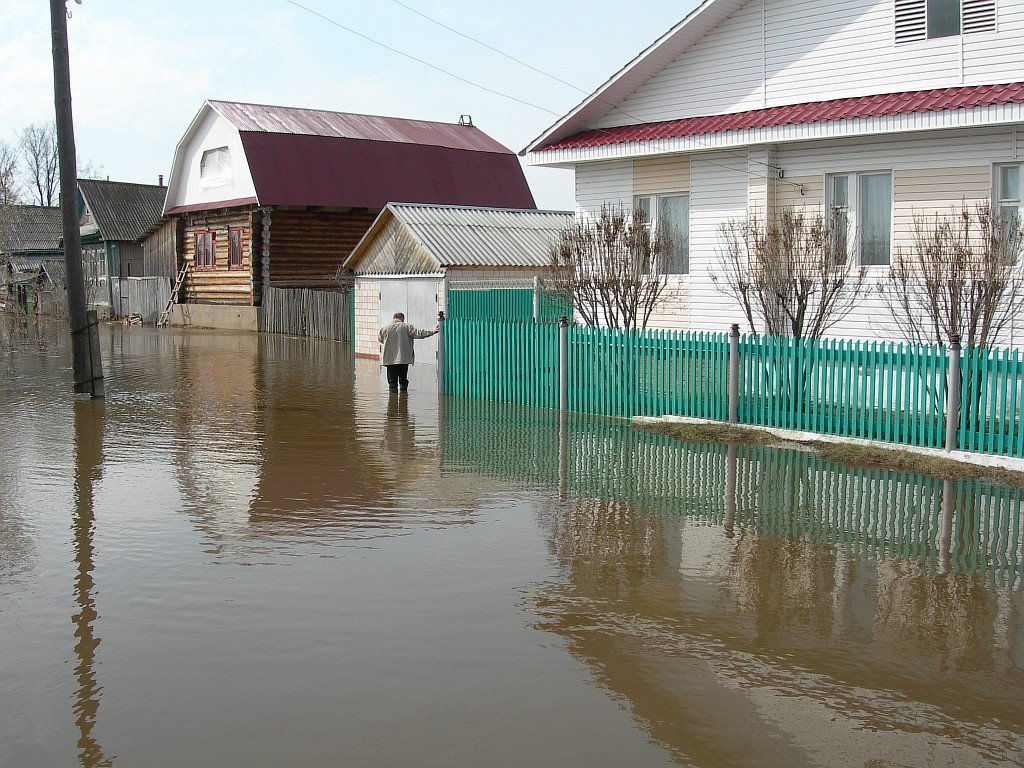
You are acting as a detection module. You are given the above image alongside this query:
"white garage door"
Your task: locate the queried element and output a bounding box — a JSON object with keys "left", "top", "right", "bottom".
{"left": 378, "top": 277, "right": 442, "bottom": 364}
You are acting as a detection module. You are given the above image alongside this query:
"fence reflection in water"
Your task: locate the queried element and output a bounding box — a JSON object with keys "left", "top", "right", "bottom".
{"left": 441, "top": 398, "right": 1024, "bottom": 591}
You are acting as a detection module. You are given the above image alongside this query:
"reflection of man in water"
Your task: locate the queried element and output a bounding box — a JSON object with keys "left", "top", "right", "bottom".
{"left": 378, "top": 312, "right": 438, "bottom": 392}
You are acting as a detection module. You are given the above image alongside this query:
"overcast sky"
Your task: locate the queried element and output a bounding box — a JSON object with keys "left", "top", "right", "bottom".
{"left": 0, "top": 0, "right": 701, "bottom": 209}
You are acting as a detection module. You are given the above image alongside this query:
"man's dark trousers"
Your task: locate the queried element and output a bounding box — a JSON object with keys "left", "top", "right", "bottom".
{"left": 386, "top": 364, "right": 410, "bottom": 391}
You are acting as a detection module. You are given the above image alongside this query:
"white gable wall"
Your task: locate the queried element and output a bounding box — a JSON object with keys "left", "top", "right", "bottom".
{"left": 166, "top": 108, "right": 257, "bottom": 210}
{"left": 591, "top": 0, "right": 1024, "bottom": 130}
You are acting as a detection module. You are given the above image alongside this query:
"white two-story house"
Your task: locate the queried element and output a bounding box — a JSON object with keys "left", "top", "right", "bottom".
{"left": 524, "top": 0, "right": 1024, "bottom": 342}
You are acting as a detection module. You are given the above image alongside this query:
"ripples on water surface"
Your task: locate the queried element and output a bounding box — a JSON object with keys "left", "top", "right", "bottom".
{"left": 0, "top": 317, "right": 1022, "bottom": 767}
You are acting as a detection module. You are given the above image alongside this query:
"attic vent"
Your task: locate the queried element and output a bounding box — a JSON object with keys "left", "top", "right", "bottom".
{"left": 895, "top": 0, "right": 926, "bottom": 44}
{"left": 895, "top": 0, "right": 996, "bottom": 44}
{"left": 963, "top": 0, "right": 997, "bottom": 33}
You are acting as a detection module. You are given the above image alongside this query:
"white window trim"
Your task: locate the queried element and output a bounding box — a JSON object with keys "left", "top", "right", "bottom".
{"left": 633, "top": 191, "right": 690, "bottom": 277}
{"left": 993, "top": 161, "right": 1022, "bottom": 215}
{"left": 824, "top": 170, "right": 894, "bottom": 268}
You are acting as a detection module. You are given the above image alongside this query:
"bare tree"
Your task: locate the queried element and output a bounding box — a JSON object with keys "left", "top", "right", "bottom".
{"left": 878, "top": 204, "right": 1024, "bottom": 349}
{"left": 0, "top": 140, "right": 21, "bottom": 265}
{"left": 19, "top": 122, "right": 60, "bottom": 207}
{"left": 713, "top": 207, "right": 866, "bottom": 339}
{"left": 546, "top": 204, "right": 669, "bottom": 329}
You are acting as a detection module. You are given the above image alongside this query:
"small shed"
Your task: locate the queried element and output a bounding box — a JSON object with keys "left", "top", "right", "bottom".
{"left": 343, "top": 203, "right": 573, "bottom": 360}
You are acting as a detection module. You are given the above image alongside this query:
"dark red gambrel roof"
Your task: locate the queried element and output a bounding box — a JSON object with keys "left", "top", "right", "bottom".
{"left": 537, "top": 82, "right": 1024, "bottom": 152}
{"left": 240, "top": 132, "right": 535, "bottom": 210}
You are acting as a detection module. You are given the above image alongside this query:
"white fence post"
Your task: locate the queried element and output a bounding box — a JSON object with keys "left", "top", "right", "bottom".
{"left": 945, "top": 337, "right": 962, "bottom": 452}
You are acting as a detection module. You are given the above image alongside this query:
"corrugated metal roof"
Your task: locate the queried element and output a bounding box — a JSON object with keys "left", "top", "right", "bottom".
{"left": 210, "top": 100, "right": 512, "bottom": 153}
{"left": 78, "top": 179, "right": 167, "bottom": 242}
{"left": 40, "top": 258, "right": 67, "bottom": 287}
{"left": 537, "top": 82, "right": 1024, "bottom": 152}
{"left": 2, "top": 206, "right": 63, "bottom": 254}
{"left": 240, "top": 133, "right": 536, "bottom": 210}
{"left": 348, "top": 204, "right": 573, "bottom": 273}
{"left": 6, "top": 254, "right": 46, "bottom": 272}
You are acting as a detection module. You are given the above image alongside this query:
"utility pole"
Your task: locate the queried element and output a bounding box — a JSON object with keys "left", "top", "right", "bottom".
{"left": 50, "top": 0, "right": 103, "bottom": 398}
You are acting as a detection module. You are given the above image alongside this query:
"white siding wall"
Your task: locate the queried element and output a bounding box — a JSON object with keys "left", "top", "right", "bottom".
{"left": 168, "top": 109, "right": 257, "bottom": 210}
{"left": 575, "top": 160, "right": 633, "bottom": 216}
{"left": 592, "top": 0, "right": 1024, "bottom": 129}
{"left": 688, "top": 151, "right": 750, "bottom": 332}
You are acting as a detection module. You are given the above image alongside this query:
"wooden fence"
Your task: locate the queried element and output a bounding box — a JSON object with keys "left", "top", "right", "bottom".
{"left": 259, "top": 286, "right": 352, "bottom": 342}
{"left": 111, "top": 276, "right": 172, "bottom": 324}
{"left": 442, "top": 318, "right": 1024, "bottom": 459}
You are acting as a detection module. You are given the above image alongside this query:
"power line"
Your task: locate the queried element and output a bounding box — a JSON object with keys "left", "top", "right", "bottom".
{"left": 287, "top": 0, "right": 798, "bottom": 188}
{"left": 380, "top": 0, "right": 794, "bottom": 184}
{"left": 284, "top": 0, "right": 563, "bottom": 117}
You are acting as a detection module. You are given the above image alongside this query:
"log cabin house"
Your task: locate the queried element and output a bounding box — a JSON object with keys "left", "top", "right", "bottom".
{"left": 161, "top": 100, "right": 537, "bottom": 330}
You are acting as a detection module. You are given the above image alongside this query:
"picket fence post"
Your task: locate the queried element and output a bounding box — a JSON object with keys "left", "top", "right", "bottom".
{"left": 728, "top": 323, "right": 740, "bottom": 425}
{"left": 944, "top": 336, "right": 962, "bottom": 452}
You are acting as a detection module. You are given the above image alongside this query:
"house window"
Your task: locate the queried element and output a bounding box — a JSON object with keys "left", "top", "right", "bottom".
{"left": 634, "top": 193, "right": 690, "bottom": 275}
{"left": 194, "top": 231, "right": 216, "bottom": 269}
{"left": 828, "top": 172, "right": 893, "bottom": 266}
{"left": 228, "top": 228, "right": 243, "bottom": 269}
{"left": 996, "top": 163, "right": 1021, "bottom": 252}
{"left": 199, "top": 147, "right": 231, "bottom": 185}
{"left": 895, "top": 0, "right": 996, "bottom": 44}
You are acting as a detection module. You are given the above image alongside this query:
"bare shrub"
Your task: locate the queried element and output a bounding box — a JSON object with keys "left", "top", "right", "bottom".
{"left": 879, "top": 204, "right": 1024, "bottom": 349}
{"left": 713, "top": 207, "right": 866, "bottom": 339}
{"left": 546, "top": 203, "right": 670, "bottom": 329}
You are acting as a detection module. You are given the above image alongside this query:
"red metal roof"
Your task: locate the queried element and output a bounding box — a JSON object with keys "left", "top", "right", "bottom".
{"left": 536, "top": 82, "right": 1024, "bottom": 152}
{"left": 165, "top": 196, "right": 259, "bottom": 216}
{"left": 239, "top": 133, "right": 536, "bottom": 210}
{"left": 210, "top": 100, "right": 512, "bottom": 153}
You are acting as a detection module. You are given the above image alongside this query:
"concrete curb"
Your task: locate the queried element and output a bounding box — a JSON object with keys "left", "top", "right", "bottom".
{"left": 632, "top": 414, "right": 1024, "bottom": 474}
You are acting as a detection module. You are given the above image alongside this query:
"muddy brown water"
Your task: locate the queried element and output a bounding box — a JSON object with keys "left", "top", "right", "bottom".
{"left": 1, "top": 318, "right": 1022, "bottom": 767}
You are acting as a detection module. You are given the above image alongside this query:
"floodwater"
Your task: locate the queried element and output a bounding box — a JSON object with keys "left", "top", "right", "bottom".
{"left": 1, "top": 318, "right": 1022, "bottom": 768}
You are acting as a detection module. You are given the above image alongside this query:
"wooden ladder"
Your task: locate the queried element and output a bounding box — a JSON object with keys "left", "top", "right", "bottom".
{"left": 157, "top": 262, "right": 188, "bottom": 327}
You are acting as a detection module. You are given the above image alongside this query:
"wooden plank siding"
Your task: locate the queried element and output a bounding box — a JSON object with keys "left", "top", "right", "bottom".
{"left": 267, "top": 210, "right": 377, "bottom": 291}
{"left": 142, "top": 218, "right": 182, "bottom": 280}
{"left": 183, "top": 210, "right": 255, "bottom": 305}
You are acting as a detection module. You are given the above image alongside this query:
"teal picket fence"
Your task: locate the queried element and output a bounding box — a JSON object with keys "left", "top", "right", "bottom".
{"left": 959, "top": 346, "right": 1024, "bottom": 456}
{"left": 443, "top": 318, "right": 1024, "bottom": 458}
{"left": 446, "top": 288, "right": 569, "bottom": 323}
{"left": 443, "top": 317, "right": 559, "bottom": 408}
{"left": 739, "top": 335, "right": 948, "bottom": 449}
{"left": 568, "top": 326, "right": 729, "bottom": 420}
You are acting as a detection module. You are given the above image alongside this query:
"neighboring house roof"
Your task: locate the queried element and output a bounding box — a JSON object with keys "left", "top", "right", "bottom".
{"left": 165, "top": 100, "right": 536, "bottom": 214}
{"left": 40, "top": 258, "right": 67, "bottom": 288}
{"left": 2, "top": 205, "right": 63, "bottom": 254}
{"left": 209, "top": 100, "right": 512, "bottom": 153}
{"left": 345, "top": 203, "right": 574, "bottom": 274}
{"left": 78, "top": 179, "right": 167, "bottom": 242}
{"left": 7, "top": 255, "right": 46, "bottom": 272}
{"left": 536, "top": 81, "right": 1024, "bottom": 152}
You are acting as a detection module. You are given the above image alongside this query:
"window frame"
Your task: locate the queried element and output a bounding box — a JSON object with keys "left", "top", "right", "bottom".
{"left": 227, "top": 227, "right": 244, "bottom": 270}
{"left": 994, "top": 162, "right": 1022, "bottom": 260}
{"left": 194, "top": 230, "right": 216, "bottom": 270}
{"left": 825, "top": 170, "right": 894, "bottom": 267}
{"left": 633, "top": 191, "right": 691, "bottom": 276}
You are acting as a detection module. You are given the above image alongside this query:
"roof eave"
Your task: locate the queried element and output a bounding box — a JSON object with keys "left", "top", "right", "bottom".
{"left": 521, "top": 0, "right": 734, "bottom": 156}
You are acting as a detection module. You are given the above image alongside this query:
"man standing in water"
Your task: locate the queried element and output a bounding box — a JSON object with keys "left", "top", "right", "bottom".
{"left": 378, "top": 312, "right": 439, "bottom": 392}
